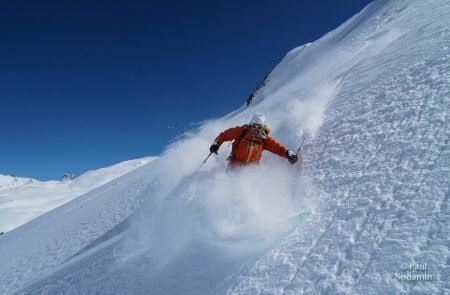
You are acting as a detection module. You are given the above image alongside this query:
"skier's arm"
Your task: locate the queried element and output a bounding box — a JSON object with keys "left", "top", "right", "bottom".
{"left": 264, "top": 137, "right": 288, "bottom": 158}
{"left": 215, "top": 126, "right": 245, "bottom": 145}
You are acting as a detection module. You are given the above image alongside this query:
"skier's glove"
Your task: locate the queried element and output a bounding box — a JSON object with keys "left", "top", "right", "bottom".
{"left": 210, "top": 141, "right": 220, "bottom": 154}
{"left": 286, "top": 150, "right": 298, "bottom": 165}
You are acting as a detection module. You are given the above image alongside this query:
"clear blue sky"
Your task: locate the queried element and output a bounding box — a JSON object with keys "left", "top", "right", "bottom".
{"left": 0, "top": 0, "right": 373, "bottom": 180}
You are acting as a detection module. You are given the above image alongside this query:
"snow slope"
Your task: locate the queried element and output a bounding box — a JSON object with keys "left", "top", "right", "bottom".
{"left": 0, "top": 157, "right": 155, "bottom": 233}
{"left": 0, "top": 0, "right": 449, "bottom": 294}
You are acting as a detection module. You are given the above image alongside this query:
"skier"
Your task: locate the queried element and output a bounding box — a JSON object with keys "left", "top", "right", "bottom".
{"left": 209, "top": 114, "right": 299, "bottom": 167}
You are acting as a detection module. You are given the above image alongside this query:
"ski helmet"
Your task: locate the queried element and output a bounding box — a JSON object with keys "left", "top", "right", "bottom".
{"left": 249, "top": 113, "right": 266, "bottom": 126}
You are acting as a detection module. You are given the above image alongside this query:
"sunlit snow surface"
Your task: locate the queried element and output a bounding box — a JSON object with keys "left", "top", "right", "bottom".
{"left": 1, "top": 0, "right": 449, "bottom": 294}
{"left": 0, "top": 158, "right": 155, "bottom": 233}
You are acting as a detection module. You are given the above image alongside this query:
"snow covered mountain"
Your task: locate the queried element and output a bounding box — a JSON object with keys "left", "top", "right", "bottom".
{"left": 0, "top": 157, "right": 155, "bottom": 233}
{"left": 0, "top": 0, "right": 449, "bottom": 294}
{"left": 0, "top": 174, "right": 34, "bottom": 191}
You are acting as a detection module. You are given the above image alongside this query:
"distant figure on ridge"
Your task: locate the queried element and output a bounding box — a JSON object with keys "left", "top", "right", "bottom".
{"left": 209, "top": 114, "right": 298, "bottom": 167}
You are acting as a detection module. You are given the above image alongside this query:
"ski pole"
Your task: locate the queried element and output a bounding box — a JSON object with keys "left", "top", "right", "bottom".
{"left": 295, "top": 137, "right": 306, "bottom": 156}
{"left": 202, "top": 152, "right": 213, "bottom": 165}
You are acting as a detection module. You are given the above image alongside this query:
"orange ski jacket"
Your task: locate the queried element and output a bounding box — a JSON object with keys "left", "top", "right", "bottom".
{"left": 215, "top": 125, "right": 288, "bottom": 166}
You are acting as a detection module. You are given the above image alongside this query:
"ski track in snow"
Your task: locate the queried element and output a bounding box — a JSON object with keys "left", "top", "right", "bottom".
{"left": 0, "top": 0, "right": 449, "bottom": 294}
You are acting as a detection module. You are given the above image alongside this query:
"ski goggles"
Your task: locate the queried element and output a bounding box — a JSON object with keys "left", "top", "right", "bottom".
{"left": 250, "top": 123, "right": 267, "bottom": 137}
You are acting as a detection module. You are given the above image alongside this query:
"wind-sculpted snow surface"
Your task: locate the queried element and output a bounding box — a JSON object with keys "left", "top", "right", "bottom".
{"left": 0, "top": 0, "right": 449, "bottom": 294}
{"left": 221, "top": 0, "right": 450, "bottom": 294}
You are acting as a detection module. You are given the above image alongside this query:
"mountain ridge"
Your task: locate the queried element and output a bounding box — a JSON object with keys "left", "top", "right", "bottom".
{"left": 0, "top": 0, "right": 448, "bottom": 294}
